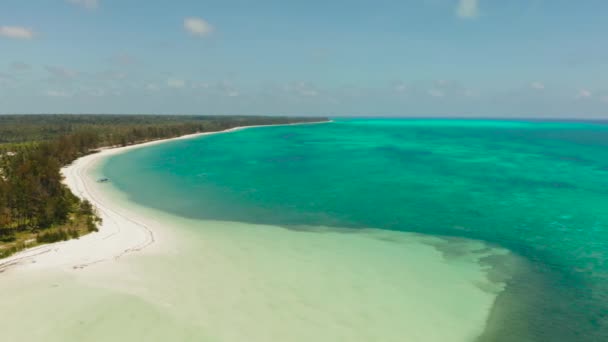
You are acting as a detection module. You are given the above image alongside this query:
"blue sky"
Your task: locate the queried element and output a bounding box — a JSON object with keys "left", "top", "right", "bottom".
{"left": 1, "top": 0, "right": 607, "bottom": 117}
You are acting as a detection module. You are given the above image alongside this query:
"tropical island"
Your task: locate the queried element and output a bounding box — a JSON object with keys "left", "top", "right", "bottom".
{"left": 2, "top": 0, "right": 606, "bottom": 340}
{"left": 0, "top": 114, "right": 327, "bottom": 259}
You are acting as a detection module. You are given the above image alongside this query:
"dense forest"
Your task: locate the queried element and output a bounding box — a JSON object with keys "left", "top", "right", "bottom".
{"left": 0, "top": 114, "right": 327, "bottom": 258}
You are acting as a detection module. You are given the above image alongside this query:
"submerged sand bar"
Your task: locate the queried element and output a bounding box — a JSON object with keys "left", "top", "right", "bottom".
{"left": 0, "top": 122, "right": 514, "bottom": 342}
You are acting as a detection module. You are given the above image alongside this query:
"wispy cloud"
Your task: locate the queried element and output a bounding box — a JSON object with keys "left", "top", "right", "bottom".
{"left": 456, "top": 0, "right": 479, "bottom": 19}
{"left": 0, "top": 26, "right": 35, "bottom": 39}
{"left": 428, "top": 89, "right": 445, "bottom": 97}
{"left": 0, "top": 72, "right": 15, "bottom": 81}
{"left": 464, "top": 89, "right": 480, "bottom": 97}
{"left": 167, "top": 79, "right": 186, "bottom": 88}
{"left": 10, "top": 62, "right": 31, "bottom": 71}
{"left": 392, "top": 81, "right": 408, "bottom": 93}
{"left": 192, "top": 82, "right": 210, "bottom": 89}
{"left": 530, "top": 82, "right": 545, "bottom": 90}
{"left": 216, "top": 80, "right": 240, "bottom": 97}
{"left": 67, "top": 0, "right": 99, "bottom": 10}
{"left": 97, "top": 70, "right": 127, "bottom": 81}
{"left": 285, "top": 82, "right": 319, "bottom": 97}
{"left": 576, "top": 89, "right": 592, "bottom": 99}
{"left": 430, "top": 79, "right": 469, "bottom": 97}
{"left": 110, "top": 53, "right": 137, "bottom": 66}
{"left": 45, "top": 66, "right": 79, "bottom": 80}
{"left": 146, "top": 83, "right": 160, "bottom": 91}
{"left": 390, "top": 79, "right": 473, "bottom": 98}
{"left": 0, "top": 73, "right": 16, "bottom": 89}
{"left": 87, "top": 88, "right": 105, "bottom": 97}
{"left": 184, "top": 17, "right": 213, "bottom": 37}
{"left": 45, "top": 90, "right": 72, "bottom": 98}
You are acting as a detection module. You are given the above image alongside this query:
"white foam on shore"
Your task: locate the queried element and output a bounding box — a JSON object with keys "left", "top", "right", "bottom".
{"left": 0, "top": 123, "right": 515, "bottom": 342}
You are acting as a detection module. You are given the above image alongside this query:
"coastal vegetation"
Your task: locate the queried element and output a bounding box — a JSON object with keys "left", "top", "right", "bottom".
{"left": 0, "top": 114, "right": 326, "bottom": 258}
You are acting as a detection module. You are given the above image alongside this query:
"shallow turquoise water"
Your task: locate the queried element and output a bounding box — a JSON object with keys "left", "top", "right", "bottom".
{"left": 104, "top": 119, "right": 608, "bottom": 341}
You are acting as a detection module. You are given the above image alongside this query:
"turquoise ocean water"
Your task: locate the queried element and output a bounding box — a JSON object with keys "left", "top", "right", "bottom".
{"left": 104, "top": 119, "right": 608, "bottom": 341}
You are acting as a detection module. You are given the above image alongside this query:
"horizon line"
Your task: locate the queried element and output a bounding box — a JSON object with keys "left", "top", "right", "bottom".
{"left": 1, "top": 113, "right": 607, "bottom": 121}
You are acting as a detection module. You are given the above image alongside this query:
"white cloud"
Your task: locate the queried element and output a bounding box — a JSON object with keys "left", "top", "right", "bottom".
{"left": 67, "top": 0, "right": 98, "bottom": 10}
{"left": 167, "top": 79, "right": 186, "bottom": 88}
{"left": 456, "top": 0, "right": 479, "bottom": 19}
{"left": 530, "top": 82, "right": 545, "bottom": 90}
{"left": 600, "top": 96, "right": 608, "bottom": 103}
{"left": 0, "top": 26, "right": 35, "bottom": 39}
{"left": 184, "top": 17, "right": 213, "bottom": 37}
{"left": 46, "top": 90, "right": 71, "bottom": 98}
{"left": 428, "top": 89, "right": 445, "bottom": 97}
{"left": 576, "top": 89, "right": 592, "bottom": 99}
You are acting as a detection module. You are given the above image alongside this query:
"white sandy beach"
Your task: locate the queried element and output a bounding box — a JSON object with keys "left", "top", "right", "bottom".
{"left": 0, "top": 123, "right": 322, "bottom": 273}
{"left": 0, "top": 122, "right": 516, "bottom": 342}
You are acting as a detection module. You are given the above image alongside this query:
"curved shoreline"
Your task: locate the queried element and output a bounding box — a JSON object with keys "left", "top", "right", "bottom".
{"left": 0, "top": 121, "right": 330, "bottom": 274}
{"left": 0, "top": 119, "right": 518, "bottom": 341}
